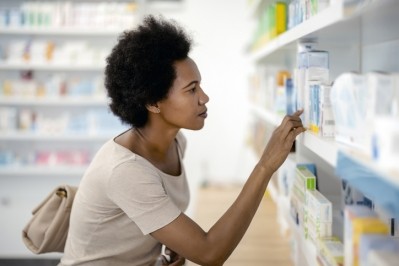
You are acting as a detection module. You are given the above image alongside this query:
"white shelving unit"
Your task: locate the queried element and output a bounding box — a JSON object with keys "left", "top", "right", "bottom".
{"left": 0, "top": 27, "right": 124, "bottom": 36}
{"left": 0, "top": 132, "right": 112, "bottom": 141}
{"left": 0, "top": 165, "right": 88, "bottom": 176}
{"left": 0, "top": 97, "right": 108, "bottom": 106}
{"left": 248, "top": 0, "right": 399, "bottom": 265}
{"left": 0, "top": 0, "right": 141, "bottom": 258}
{"left": 249, "top": 0, "right": 346, "bottom": 62}
{"left": 0, "top": 62, "right": 106, "bottom": 71}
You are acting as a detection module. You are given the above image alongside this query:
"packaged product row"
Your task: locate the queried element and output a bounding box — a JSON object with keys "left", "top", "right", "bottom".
{"left": 0, "top": 149, "right": 91, "bottom": 168}
{"left": 250, "top": 0, "right": 330, "bottom": 50}
{"left": 0, "top": 1, "right": 138, "bottom": 29}
{"left": 0, "top": 107, "right": 124, "bottom": 135}
{"left": 0, "top": 40, "right": 110, "bottom": 65}
{"left": 0, "top": 71, "right": 106, "bottom": 99}
{"left": 250, "top": 44, "right": 399, "bottom": 172}
{"left": 277, "top": 159, "right": 399, "bottom": 266}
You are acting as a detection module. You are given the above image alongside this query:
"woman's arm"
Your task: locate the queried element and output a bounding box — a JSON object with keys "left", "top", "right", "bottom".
{"left": 151, "top": 110, "right": 305, "bottom": 266}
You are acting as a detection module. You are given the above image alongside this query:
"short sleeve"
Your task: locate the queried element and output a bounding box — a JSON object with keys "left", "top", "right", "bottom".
{"left": 107, "top": 161, "right": 181, "bottom": 235}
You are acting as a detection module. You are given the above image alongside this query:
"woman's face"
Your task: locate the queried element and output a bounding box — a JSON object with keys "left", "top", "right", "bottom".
{"left": 158, "top": 57, "right": 209, "bottom": 130}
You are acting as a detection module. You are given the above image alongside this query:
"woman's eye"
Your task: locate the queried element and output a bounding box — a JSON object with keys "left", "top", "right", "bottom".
{"left": 190, "top": 87, "right": 196, "bottom": 93}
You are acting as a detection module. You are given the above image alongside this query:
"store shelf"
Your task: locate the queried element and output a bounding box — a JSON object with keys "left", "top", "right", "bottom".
{"left": 0, "top": 132, "right": 113, "bottom": 141}
{"left": 302, "top": 131, "right": 399, "bottom": 189}
{"left": 250, "top": 105, "right": 339, "bottom": 166}
{"left": 285, "top": 203, "right": 318, "bottom": 266}
{"left": 250, "top": 104, "right": 283, "bottom": 127}
{"left": 0, "top": 62, "right": 105, "bottom": 71}
{"left": 0, "top": 27, "right": 123, "bottom": 36}
{"left": 302, "top": 132, "right": 337, "bottom": 167}
{"left": 248, "top": 0, "right": 399, "bottom": 264}
{"left": 0, "top": 0, "right": 140, "bottom": 258}
{"left": 0, "top": 165, "right": 87, "bottom": 176}
{"left": 252, "top": 108, "right": 398, "bottom": 186}
{"left": 336, "top": 151, "right": 399, "bottom": 217}
{"left": 249, "top": 1, "right": 345, "bottom": 62}
{"left": 339, "top": 149, "right": 399, "bottom": 189}
{"left": 249, "top": 0, "right": 398, "bottom": 63}
{"left": 0, "top": 97, "right": 108, "bottom": 106}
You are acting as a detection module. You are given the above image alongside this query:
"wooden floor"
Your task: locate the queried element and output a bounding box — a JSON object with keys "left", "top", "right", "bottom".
{"left": 187, "top": 185, "right": 294, "bottom": 266}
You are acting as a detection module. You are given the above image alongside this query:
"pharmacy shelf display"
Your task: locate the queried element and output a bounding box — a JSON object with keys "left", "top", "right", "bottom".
{"left": 0, "top": 28, "right": 124, "bottom": 36}
{"left": 248, "top": 0, "right": 399, "bottom": 265}
{"left": 0, "top": 0, "right": 139, "bottom": 257}
{"left": 0, "top": 62, "right": 105, "bottom": 71}
{"left": 0, "top": 0, "right": 136, "bottom": 177}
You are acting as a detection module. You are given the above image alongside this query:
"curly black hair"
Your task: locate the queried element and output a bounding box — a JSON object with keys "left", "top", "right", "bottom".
{"left": 105, "top": 15, "right": 192, "bottom": 128}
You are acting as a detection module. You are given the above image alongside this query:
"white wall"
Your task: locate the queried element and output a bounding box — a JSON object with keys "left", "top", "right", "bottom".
{"left": 146, "top": 0, "right": 258, "bottom": 187}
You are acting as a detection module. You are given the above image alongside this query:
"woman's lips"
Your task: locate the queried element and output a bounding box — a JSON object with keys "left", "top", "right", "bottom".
{"left": 199, "top": 109, "right": 207, "bottom": 118}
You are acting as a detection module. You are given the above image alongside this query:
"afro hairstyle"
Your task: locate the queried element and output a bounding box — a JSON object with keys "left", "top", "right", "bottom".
{"left": 105, "top": 15, "right": 192, "bottom": 128}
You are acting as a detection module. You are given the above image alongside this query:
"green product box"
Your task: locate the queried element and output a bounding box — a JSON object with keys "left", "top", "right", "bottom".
{"left": 295, "top": 166, "right": 316, "bottom": 190}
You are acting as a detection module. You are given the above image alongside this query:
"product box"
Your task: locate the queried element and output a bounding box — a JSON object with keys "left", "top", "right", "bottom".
{"left": 306, "top": 189, "right": 332, "bottom": 223}
{"left": 372, "top": 117, "right": 399, "bottom": 172}
{"left": 277, "top": 155, "right": 296, "bottom": 197}
{"left": 275, "top": 2, "right": 287, "bottom": 36}
{"left": 340, "top": 180, "right": 373, "bottom": 216}
{"left": 285, "top": 78, "right": 295, "bottom": 115}
{"left": 291, "top": 165, "right": 317, "bottom": 237}
{"left": 317, "top": 237, "right": 344, "bottom": 266}
{"left": 353, "top": 218, "right": 389, "bottom": 266}
{"left": 359, "top": 235, "right": 399, "bottom": 266}
{"left": 366, "top": 72, "right": 395, "bottom": 118}
{"left": 296, "top": 48, "right": 329, "bottom": 128}
{"left": 367, "top": 250, "right": 399, "bottom": 266}
{"left": 330, "top": 72, "right": 369, "bottom": 152}
{"left": 295, "top": 165, "right": 317, "bottom": 191}
{"left": 290, "top": 183, "right": 305, "bottom": 226}
{"left": 344, "top": 206, "right": 388, "bottom": 266}
{"left": 274, "top": 70, "right": 291, "bottom": 115}
{"left": 309, "top": 82, "right": 334, "bottom": 137}
{"left": 306, "top": 213, "right": 332, "bottom": 243}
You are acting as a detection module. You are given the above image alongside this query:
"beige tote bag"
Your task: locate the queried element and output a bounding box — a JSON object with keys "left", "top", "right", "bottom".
{"left": 22, "top": 185, "right": 78, "bottom": 254}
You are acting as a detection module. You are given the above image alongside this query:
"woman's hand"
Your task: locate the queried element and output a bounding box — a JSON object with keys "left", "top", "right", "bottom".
{"left": 259, "top": 110, "right": 305, "bottom": 173}
{"left": 161, "top": 246, "right": 186, "bottom": 266}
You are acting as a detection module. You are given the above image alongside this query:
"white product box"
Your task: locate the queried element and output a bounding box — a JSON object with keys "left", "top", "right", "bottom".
{"left": 309, "top": 82, "right": 335, "bottom": 137}
{"left": 344, "top": 206, "right": 376, "bottom": 266}
{"left": 296, "top": 49, "right": 329, "bottom": 128}
{"left": 330, "top": 72, "right": 368, "bottom": 152}
{"left": 317, "top": 237, "right": 344, "bottom": 266}
{"left": 372, "top": 117, "right": 399, "bottom": 171}
{"left": 306, "top": 189, "right": 332, "bottom": 223}
{"left": 306, "top": 214, "right": 332, "bottom": 242}
{"left": 367, "top": 250, "right": 399, "bottom": 266}
{"left": 366, "top": 72, "right": 395, "bottom": 118}
{"left": 359, "top": 235, "right": 399, "bottom": 266}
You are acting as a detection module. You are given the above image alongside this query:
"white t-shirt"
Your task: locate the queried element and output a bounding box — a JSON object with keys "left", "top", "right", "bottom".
{"left": 60, "top": 131, "right": 190, "bottom": 266}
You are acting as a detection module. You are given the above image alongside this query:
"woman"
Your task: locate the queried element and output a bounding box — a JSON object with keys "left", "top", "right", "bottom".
{"left": 60, "top": 15, "right": 305, "bottom": 266}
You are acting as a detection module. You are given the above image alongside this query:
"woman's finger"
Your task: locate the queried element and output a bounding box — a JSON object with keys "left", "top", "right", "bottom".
{"left": 292, "top": 109, "right": 304, "bottom": 117}
{"left": 280, "top": 111, "right": 304, "bottom": 129}
{"left": 281, "top": 120, "right": 305, "bottom": 138}
{"left": 286, "top": 126, "right": 306, "bottom": 143}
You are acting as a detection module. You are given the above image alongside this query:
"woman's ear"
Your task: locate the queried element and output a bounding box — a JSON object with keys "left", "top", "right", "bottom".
{"left": 146, "top": 104, "right": 161, "bottom": 114}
